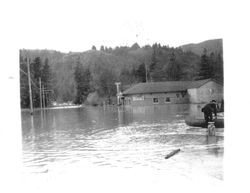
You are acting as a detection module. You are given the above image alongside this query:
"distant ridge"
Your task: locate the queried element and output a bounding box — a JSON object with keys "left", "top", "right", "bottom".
{"left": 179, "top": 39, "right": 223, "bottom": 56}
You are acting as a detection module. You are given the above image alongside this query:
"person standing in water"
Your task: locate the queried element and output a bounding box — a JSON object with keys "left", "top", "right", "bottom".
{"left": 201, "top": 100, "right": 218, "bottom": 126}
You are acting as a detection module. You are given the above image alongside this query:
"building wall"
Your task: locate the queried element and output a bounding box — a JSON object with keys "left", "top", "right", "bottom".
{"left": 124, "top": 91, "right": 189, "bottom": 106}
{"left": 188, "top": 81, "right": 223, "bottom": 103}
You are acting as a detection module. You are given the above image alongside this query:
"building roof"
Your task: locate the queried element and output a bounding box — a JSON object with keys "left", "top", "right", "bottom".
{"left": 122, "top": 79, "right": 221, "bottom": 95}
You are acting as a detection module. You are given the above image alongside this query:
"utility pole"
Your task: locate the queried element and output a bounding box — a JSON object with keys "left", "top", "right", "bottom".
{"left": 42, "top": 85, "right": 46, "bottom": 108}
{"left": 27, "top": 57, "right": 33, "bottom": 115}
{"left": 39, "top": 77, "right": 43, "bottom": 109}
{"left": 144, "top": 59, "right": 148, "bottom": 82}
{"left": 115, "top": 82, "right": 121, "bottom": 105}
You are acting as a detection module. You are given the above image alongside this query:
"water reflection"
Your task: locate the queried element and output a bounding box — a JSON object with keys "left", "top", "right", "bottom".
{"left": 118, "top": 106, "right": 125, "bottom": 126}
{"left": 205, "top": 135, "right": 222, "bottom": 156}
{"left": 21, "top": 104, "right": 223, "bottom": 180}
{"left": 29, "top": 115, "right": 35, "bottom": 150}
{"left": 122, "top": 104, "right": 190, "bottom": 124}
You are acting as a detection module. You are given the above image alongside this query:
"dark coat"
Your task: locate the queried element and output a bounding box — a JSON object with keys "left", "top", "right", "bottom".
{"left": 201, "top": 103, "right": 217, "bottom": 116}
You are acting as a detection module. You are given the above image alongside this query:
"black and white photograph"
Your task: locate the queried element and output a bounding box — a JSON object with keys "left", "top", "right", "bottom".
{"left": 1, "top": 0, "right": 250, "bottom": 193}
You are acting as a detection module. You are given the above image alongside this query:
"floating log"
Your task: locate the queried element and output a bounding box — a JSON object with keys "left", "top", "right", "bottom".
{"left": 165, "top": 149, "right": 181, "bottom": 159}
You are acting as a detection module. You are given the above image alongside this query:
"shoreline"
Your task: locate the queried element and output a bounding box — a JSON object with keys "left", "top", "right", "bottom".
{"left": 21, "top": 105, "right": 84, "bottom": 112}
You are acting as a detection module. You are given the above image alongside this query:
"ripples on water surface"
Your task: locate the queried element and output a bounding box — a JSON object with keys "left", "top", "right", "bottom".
{"left": 22, "top": 105, "right": 223, "bottom": 183}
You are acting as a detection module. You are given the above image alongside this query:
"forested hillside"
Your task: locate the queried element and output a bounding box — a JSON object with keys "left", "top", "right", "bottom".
{"left": 20, "top": 39, "right": 223, "bottom": 108}
{"left": 180, "top": 39, "right": 223, "bottom": 56}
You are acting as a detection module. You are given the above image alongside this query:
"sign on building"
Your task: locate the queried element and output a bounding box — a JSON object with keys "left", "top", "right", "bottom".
{"left": 132, "top": 95, "right": 144, "bottom": 101}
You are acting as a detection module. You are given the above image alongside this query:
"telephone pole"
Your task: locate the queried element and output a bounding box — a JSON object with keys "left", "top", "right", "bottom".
{"left": 42, "top": 85, "right": 46, "bottom": 108}
{"left": 144, "top": 58, "right": 148, "bottom": 82}
{"left": 27, "top": 57, "right": 33, "bottom": 115}
{"left": 39, "top": 77, "right": 43, "bottom": 109}
{"left": 115, "top": 82, "right": 121, "bottom": 105}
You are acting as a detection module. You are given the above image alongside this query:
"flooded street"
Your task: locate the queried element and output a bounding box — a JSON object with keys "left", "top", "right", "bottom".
{"left": 21, "top": 104, "right": 223, "bottom": 192}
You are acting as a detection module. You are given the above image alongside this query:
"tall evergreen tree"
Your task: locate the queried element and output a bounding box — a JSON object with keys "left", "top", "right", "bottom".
{"left": 100, "top": 45, "right": 105, "bottom": 51}
{"left": 74, "top": 58, "right": 91, "bottom": 104}
{"left": 149, "top": 48, "right": 158, "bottom": 82}
{"left": 74, "top": 58, "right": 84, "bottom": 104}
{"left": 31, "top": 57, "right": 42, "bottom": 81}
{"left": 30, "top": 57, "right": 42, "bottom": 108}
{"left": 119, "top": 68, "right": 137, "bottom": 86}
{"left": 98, "top": 68, "right": 116, "bottom": 98}
{"left": 215, "top": 53, "right": 223, "bottom": 81}
{"left": 42, "top": 58, "right": 51, "bottom": 88}
{"left": 131, "top": 42, "right": 140, "bottom": 50}
{"left": 197, "top": 49, "right": 213, "bottom": 80}
{"left": 81, "top": 68, "right": 91, "bottom": 99}
{"left": 167, "top": 52, "right": 182, "bottom": 81}
{"left": 209, "top": 52, "right": 216, "bottom": 76}
{"left": 135, "top": 62, "right": 146, "bottom": 82}
{"left": 41, "top": 58, "right": 53, "bottom": 107}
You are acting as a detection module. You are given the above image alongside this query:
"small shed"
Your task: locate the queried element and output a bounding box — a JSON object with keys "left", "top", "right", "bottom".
{"left": 187, "top": 79, "right": 223, "bottom": 103}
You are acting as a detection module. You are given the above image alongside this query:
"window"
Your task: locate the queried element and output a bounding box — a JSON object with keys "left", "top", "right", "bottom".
{"left": 153, "top": 98, "right": 159, "bottom": 104}
{"left": 165, "top": 97, "right": 170, "bottom": 103}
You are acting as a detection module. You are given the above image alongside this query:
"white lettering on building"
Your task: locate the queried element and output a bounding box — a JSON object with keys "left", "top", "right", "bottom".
{"left": 132, "top": 96, "right": 144, "bottom": 101}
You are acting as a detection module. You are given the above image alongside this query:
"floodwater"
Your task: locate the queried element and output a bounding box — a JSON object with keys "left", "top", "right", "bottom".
{"left": 21, "top": 104, "right": 223, "bottom": 192}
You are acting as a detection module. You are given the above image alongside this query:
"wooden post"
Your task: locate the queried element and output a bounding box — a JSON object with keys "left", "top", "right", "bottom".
{"left": 39, "top": 77, "right": 42, "bottom": 110}
{"left": 27, "top": 57, "right": 33, "bottom": 115}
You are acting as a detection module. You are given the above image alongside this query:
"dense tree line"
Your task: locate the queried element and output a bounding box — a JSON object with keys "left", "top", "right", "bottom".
{"left": 196, "top": 49, "right": 223, "bottom": 80}
{"left": 20, "top": 40, "right": 223, "bottom": 107}
{"left": 20, "top": 54, "right": 53, "bottom": 108}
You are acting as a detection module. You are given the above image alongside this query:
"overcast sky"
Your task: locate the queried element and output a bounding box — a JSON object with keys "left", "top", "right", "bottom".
{"left": 11, "top": 0, "right": 226, "bottom": 53}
